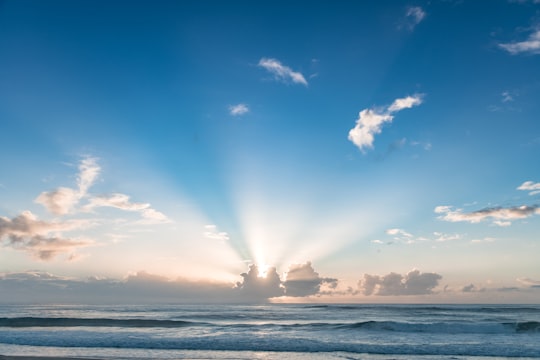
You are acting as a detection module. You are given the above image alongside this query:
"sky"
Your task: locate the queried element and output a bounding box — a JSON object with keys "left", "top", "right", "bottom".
{"left": 0, "top": 0, "right": 539, "bottom": 304}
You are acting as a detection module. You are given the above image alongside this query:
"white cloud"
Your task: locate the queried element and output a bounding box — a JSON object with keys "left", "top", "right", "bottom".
{"left": 35, "top": 156, "right": 100, "bottom": 215}
{"left": 386, "top": 228, "right": 412, "bottom": 238}
{"left": 518, "top": 181, "right": 540, "bottom": 195}
{"left": 85, "top": 193, "right": 170, "bottom": 224}
{"left": 229, "top": 104, "right": 249, "bottom": 116}
{"left": 499, "top": 29, "right": 540, "bottom": 55}
{"left": 435, "top": 204, "right": 540, "bottom": 226}
{"left": 258, "top": 58, "right": 308, "bottom": 86}
{"left": 359, "top": 269, "right": 442, "bottom": 296}
{"left": 348, "top": 95, "right": 423, "bottom": 152}
{"left": 203, "top": 224, "right": 229, "bottom": 241}
{"left": 433, "top": 231, "right": 461, "bottom": 242}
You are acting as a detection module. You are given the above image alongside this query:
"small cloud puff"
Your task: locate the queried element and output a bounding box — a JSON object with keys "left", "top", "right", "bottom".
{"left": 348, "top": 95, "right": 423, "bottom": 152}
{"left": 203, "top": 225, "right": 229, "bottom": 242}
{"left": 400, "top": 6, "right": 426, "bottom": 31}
{"left": 229, "top": 104, "right": 249, "bottom": 116}
{"left": 258, "top": 58, "right": 308, "bottom": 86}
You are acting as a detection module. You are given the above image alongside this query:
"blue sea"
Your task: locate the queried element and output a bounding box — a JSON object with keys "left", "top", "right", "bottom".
{"left": 0, "top": 304, "right": 539, "bottom": 359}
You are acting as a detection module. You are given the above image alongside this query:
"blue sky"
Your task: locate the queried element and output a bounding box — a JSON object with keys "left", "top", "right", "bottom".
{"left": 1, "top": 0, "right": 539, "bottom": 303}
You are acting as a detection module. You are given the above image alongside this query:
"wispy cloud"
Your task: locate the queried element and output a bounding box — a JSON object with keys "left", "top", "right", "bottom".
{"left": 359, "top": 269, "right": 442, "bottom": 296}
{"left": 435, "top": 204, "right": 540, "bottom": 226}
{"left": 85, "top": 193, "right": 170, "bottom": 224}
{"left": 517, "top": 181, "right": 540, "bottom": 195}
{"left": 258, "top": 58, "right": 308, "bottom": 86}
{"left": 203, "top": 225, "right": 229, "bottom": 242}
{"left": 398, "top": 6, "right": 426, "bottom": 31}
{"left": 229, "top": 103, "right": 249, "bottom": 116}
{"left": 35, "top": 156, "right": 100, "bottom": 215}
{"left": 499, "top": 29, "right": 540, "bottom": 55}
{"left": 348, "top": 94, "right": 423, "bottom": 152}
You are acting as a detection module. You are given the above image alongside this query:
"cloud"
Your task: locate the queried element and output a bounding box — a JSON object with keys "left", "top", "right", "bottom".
{"left": 435, "top": 204, "right": 540, "bottom": 226}
{"left": 358, "top": 269, "right": 442, "bottom": 296}
{"left": 203, "top": 224, "right": 229, "bottom": 241}
{"left": 283, "top": 262, "right": 338, "bottom": 297}
{"left": 235, "top": 264, "right": 284, "bottom": 299}
{"left": 0, "top": 211, "right": 92, "bottom": 260}
{"left": 258, "top": 58, "right": 308, "bottom": 86}
{"left": 229, "top": 104, "right": 249, "bottom": 116}
{"left": 399, "top": 6, "right": 426, "bottom": 31}
{"left": 501, "top": 91, "right": 514, "bottom": 103}
{"left": 386, "top": 228, "right": 412, "bottom": 238}
{"left": 348, "top": 95, "right": 423, "bottom": 152}
{"left": 499, "top": 29, "right": 540, "bottom": 55}
{"left": 517, "top": 277, "right": 540, "bottom": 287}
{"left": 85, "top": 193, "right": 170, "bottom": 224}
{"left": 518, "top": 181, "right": 540, "bottom": 195}
{"left": 35, "top": 156, "right": 100, "bottom": 215}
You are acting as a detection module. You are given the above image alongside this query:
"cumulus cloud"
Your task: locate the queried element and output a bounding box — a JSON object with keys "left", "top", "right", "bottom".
{"left": 35, "top": 157, "right": 100, "bottom": 215}
{"left": 348, "top": 95, "right": 423, "bottom": 152}
{"left": 0, "top": 211, "right": 92, "bottom": 260}
{"left": 499, "top": 29, "right": 540, "bottom": 55}
{"left": 518, "top": 181, "right": 540, "bottom": 195}
{"left": 229, "top": 104, "right": 249, "bottom": 116}
{"left": 258, "top": 58, "right": 308, "bottom": 86}
{"left": 435, "top": 204, "right": 540, "bottom": 226}
{"left": 358, "top": 269, "right": 442, "bottom": 296}
{"left": 235, "top": 264, "right": 284, "bottom": 299}
{"left": 283, "top": 262, "right": 338, "bottom": 297}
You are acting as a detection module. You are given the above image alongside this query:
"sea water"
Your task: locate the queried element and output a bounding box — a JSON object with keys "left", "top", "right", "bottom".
{"left": 0, "top": 304, "right": 539, "bottom": 359}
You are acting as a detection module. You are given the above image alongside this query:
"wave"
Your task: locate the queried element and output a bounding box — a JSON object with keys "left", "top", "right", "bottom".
{"left": 0, "top": 330, "right": 539, "bottom": 357}
{"left": 0, "top": 317, "right": 198, "bottom": 328}
{"left": 1, "top": 317, "right": 539, "bottom": 334}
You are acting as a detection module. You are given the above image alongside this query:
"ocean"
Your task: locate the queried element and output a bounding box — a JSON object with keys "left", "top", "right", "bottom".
{"left": 0, "top": 304, "right": 539, "bottom": 359}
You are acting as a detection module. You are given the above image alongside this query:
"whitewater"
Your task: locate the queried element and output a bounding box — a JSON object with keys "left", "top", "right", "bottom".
{"left": 0, "top": 304, "right": 539, "bottom": 359}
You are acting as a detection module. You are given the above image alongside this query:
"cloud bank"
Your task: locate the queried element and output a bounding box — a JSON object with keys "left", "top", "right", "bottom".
{"left": 258, "top": 58, "right": 308, "bottom": 86}
{"left": 348, "top": 95, "right": 423, "bottom": 152}
{"left": 359, "top": 269, "right": 442, "bottom": 296}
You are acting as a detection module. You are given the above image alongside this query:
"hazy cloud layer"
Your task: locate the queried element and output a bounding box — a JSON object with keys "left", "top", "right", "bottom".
{"left": 348, "top": 95, "right": 423, "bottom": 152}
{"left": 359, "top": 269, "right": 442, "bottom": 296}
{"left": 518, "top": 181, "right": 540, "bottom": 195}
{"left": 229, "top": 104, "right": 249, "bottom": 116}
{"left": 0, "top": 211, "right": 92, "bottom": 260}
{"left": 435, "top": 204, "right": 539, "bottom": 226}
{"left": 499, "top": 29, "right": 540, "bottom": 55}
{"left": 258, "top": 58, "right": 308, "bottom": 86}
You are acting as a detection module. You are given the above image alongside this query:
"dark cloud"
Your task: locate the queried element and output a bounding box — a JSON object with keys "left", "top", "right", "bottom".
{"left": 283, "top": 262, "right": 338, "bottom": 297}
{"left": 235, "top": 264, "right": 284, "bottom": 300}
{"left": 359, "top": 269, "right": 442, "bottom": 296}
